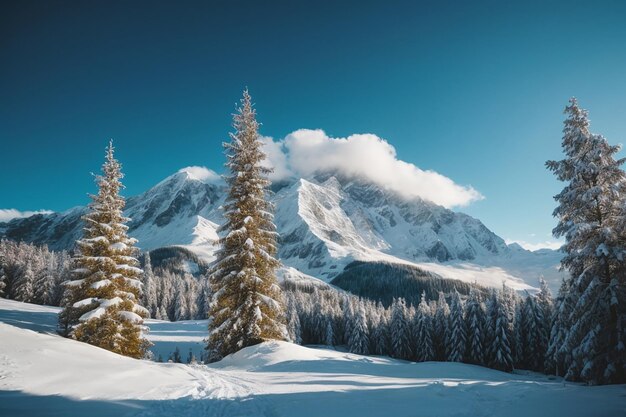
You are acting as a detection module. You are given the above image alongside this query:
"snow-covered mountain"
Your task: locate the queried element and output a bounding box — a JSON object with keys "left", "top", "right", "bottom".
{"left": 0, "top": 167, "right": 564, "bottom": 292}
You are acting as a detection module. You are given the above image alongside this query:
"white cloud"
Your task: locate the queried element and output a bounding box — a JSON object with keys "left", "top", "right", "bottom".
{"left": 261, "top": 129, "right": 483, "bottom": 208}
{"left": 505, "top": 238, "right": 563, "bottom": 251}
{"left": 178, "top": 166, "right": 221, "bottom": 184}
{"left": 259, "top": 136, "right": 292, "bottom": 180}
{"left": 0, "top": 209, "right": 54, "bottom": 223}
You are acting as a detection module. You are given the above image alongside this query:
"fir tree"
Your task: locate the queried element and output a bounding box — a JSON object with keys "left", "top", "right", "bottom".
{"left": 546, "top": 98, "right": 626, "bottom": 384}
{"left": 59, "top": 141, "right": 150, "bottom": 358}
{"left": 413, "top": 292, "right": 434, "bottom": 361}
{"left": 522, "top": 294, "right": 548, "bottom": 371}
{"left": 488, "top": 290, "right": 513, "bottom": 372}
{"left": 324, "top": 319, "right": 334, "bottom": 346}
{"left": 286, "top": 297, "right": 302, "bottom": 344}
{"left": 207, "top": 90, "right": 287, "bottom": 359}
{"left": 142, "top": 252, "right": 158, "bottom": 318}
{"left": 446, "top": 291, "right": 467, "bottom": 362}
{"left": 14, "top": 261, "right": 35, "bottom": 302}
{"left": 513, "top": 301, "right": 525, "bottom": 368}
{"left": 348, "top": 304, "right": 369, "bottom": 355}
{"left": 465, "top": 288, "right": 486, "bottom": 365}
{"left": 546, "top": 279, "right": 574, "bottom": 375}
{"left": 390, "top": 298, "right": 412, "bottom": 360}
{"left": 372, "top": 312, "right": 390, "bottom": 356}
{"left": 433, "top": 292, "right": 450, "bottom": 361}
{"left": 0, "top": 266, "right": 6, "bottom": 297}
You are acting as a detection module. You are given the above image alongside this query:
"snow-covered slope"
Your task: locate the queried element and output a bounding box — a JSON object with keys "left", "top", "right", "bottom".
{"left": 0, "top": 299, "right": 623, "bottom": 417}
{"left": 0, "top": 167, "right": 564, "bottom": 291}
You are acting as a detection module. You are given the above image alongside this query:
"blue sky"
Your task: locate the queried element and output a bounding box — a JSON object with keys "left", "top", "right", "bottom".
{"left": 1, "top": 0, "right": 626, "bottom": 249}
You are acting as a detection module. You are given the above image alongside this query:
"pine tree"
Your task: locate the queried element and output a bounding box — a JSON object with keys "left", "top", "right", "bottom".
{"left": 59, "top": 141, "right": 150, "bottom": 358}
{"left": 522, "top": 294, "right": 547, "bottom": 371}
{"left": 446, "top": 291, "right": 467, "bottom": 362}
{"left": 324, "top": 318, "right": 334, "bottom": 346}
{"left": 0, "top": 265, "right": 6, "bottom": 297}
{"left": 34, "top": 250, "right": 55, "bottom": 305}
{"left": 348, "top": 303, "right": 369, "bottom": 355}
{"left": 372, "top": 311, "right": 390, "bottom": 356}
{"left": 465, "top": 288, "right": 486, "bottom": 365}
{"left": 413, "top": 292, "right": 434, "bottom": 362}
{"left": 142, "top": 252, "right": 158, "bottom": 318}
{"left": 546, "top": 279, "right": 574, "bottom": 375}
{"left": 390, "top": 298, "right": 412, "bottom": 360}
{"left": 14, "top": 261, "right": 35, "bottom": 302}
{"left": 286, "top": 297, "right": 302, "bottom": 344}
{"left": 207, "top": 90, "right": 287, "bottom": 359}
{"left": 489, "top": 290, "right": 513, "bottom": 372}
{"left": 433, "top": 292, "right": 450, "bottom": 361}
{"left": 513, "top": 300, "right": 525, "bottom": 368}
{"left": 546, "top": 98, "right": 626, "bottom": 384}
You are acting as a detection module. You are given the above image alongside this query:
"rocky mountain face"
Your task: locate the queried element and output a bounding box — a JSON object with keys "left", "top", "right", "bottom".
{"left": 0, "top": 167, "right": 564, "bottom": 291}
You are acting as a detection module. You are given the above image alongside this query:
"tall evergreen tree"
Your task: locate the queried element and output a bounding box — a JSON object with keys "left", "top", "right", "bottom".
{"left": 522, "top": 294, "right": 547, "bottom": 371}
{"left": 446, "top": 291, "right": 467, "bottom": 362}
{"left": 207, "top": 90, "right": 287, "bottom": 359}
{"left": 413, "top": 292, "right": 434, "bottom": 361}
{"left": 545, "top": 279, "right": 574, "bottom": 375}
{"left": 547, "top": 98, "right": 626, "bottom": 384}
{"left": 59, "top": 141, "right": 150, "bottom": 358}
{"left": 142, "top": 252, "right": 158, "bottom": 318}
{"left": 465, "top": 288, "right": 486, "bottom": 365}
{"left": 433, "top": 292, "right": 450, "bottom": 361}
{"left": 286, "top": 297, "right": 302, "bottom": 344}
{"left": 0, "top": 265, "right": 6, "bottom": 297}
{"left": 390, "top": 298, "right": 412, "bottom": 360}
{"left": 488, "top": 290, "right": 513, "bottom": 372}
{"left": 349, "top": 304, "right": 370, "bottom": 355}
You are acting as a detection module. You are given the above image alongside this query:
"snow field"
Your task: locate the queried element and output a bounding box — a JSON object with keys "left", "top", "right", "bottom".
{"left": 0, "top": 298, "right": 624, "bottom": 417}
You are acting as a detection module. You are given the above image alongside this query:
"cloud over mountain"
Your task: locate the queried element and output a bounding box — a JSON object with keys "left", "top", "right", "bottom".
{"left": 0, "top": 209, "right": 54, "bottom": 223}
{"left": 262, "top": 129, "right": 483, "bottom": 208}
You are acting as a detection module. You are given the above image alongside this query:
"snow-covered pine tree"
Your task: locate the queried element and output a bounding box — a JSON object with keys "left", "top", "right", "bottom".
{"left": 372, "top": 309, "right": 390, "bottom": 356}
{"left": 488, "top": 290, "right": 514, "bottom": 372}
{"left": 413, "top": 291, "right": 434, "bottom": 362}
{"left": 324, "top": 318, "right": 334, "bottom": 346}
{"left": 522, "top": 294, "right": 547, "bottom": 371}
{"left": 142, "top": 252, "right": 158, "bottom": 318}
{"left": 286, "top": 297, "right": 302, "bottom": 344}
{"left": 196, "top": 278, "right": 211, "bottom": 320}
{"left": 465, "top": 288, "right": 486, "bottom": 365}
{"left": 513, "top": 300, "right": 525, "bottom": 368}
{"left": 546, "top": 98, "right": 626, "bottom": 384}
{"left": 536, "top": 276, "right": 554, "bottom": 366}
{"left": 173, "top": 279, "right": 189, "bottom": 321}
{"left": 349, "top": 303, "right": 370, "bottom": 355}
{"left": 446, "top": 290, "right": 467, "bottom": 362}
{"left": 0, "top": 265, "right": 6, "bottom": 297}
{"left": 537, "top": 276, "right": 554, "bottom": 322}
{"left": 34, "top": 249, "right": 55, "bottom": 305}
{"left": 59, "top": 141, "right": 150, "bottom": 359}
{"left": 433, "top": 292, "right": 450, "bottom": 361}
{"left": 390, "top": 297, "right": 412, "bottom": 360}
{"left": 545, "top": 279, "right": 574, "bottom": 375}
{"left": 207, "top": 90, "right": 287, "bottom": 359}
{"left": 14, "top": 256, "right": 35, "bottom": 303}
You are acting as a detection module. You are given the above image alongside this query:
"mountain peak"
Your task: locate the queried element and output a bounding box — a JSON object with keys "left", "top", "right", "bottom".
{"left": 177, "top": 166, "right": 221, "bottom": 185}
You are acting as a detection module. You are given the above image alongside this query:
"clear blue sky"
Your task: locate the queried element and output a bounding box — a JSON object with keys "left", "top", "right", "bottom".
{"left": 2, "top": 0, "right": 626, "bottom": 248}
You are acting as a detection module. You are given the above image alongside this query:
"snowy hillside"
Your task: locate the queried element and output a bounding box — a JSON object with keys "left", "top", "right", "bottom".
{"left": 1, "top": 298, "right": 624, "bottom": 417}
{"left": 0, "top": 167, "right": 564, "bottom": 291}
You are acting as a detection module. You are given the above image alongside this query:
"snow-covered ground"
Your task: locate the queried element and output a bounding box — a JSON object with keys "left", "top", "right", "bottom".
{"left": 1, "top": 298, "right": 624, "bottom": 417}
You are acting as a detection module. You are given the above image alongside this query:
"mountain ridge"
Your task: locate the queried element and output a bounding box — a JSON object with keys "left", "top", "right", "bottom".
{"left": 0, "top": 167, "right": 564, "bottom": 292}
